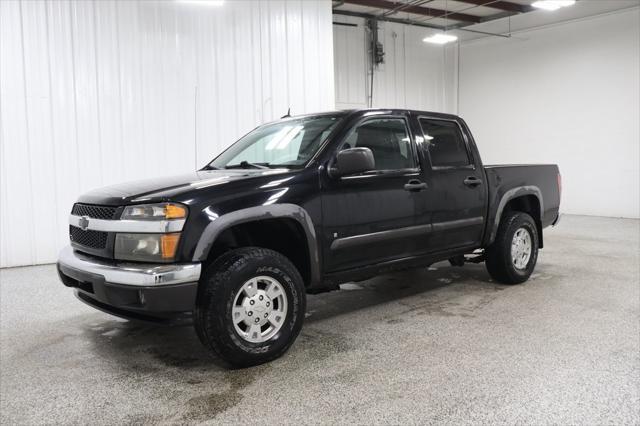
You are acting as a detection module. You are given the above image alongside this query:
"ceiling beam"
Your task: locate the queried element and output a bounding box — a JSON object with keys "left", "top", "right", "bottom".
{"left": 455, "top": 0, "right": 533, "bottom": 14}
{"left": 333, "top": 9, "right": 513, "bottom": 38}
{"left": 333, "top": 9, "right": 446, "bottom": 30}
{"left": 340, "top": 0, "right": 483, "bottom": 24}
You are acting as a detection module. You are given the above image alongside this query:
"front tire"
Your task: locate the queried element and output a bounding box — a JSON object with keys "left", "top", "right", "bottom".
{"left": 485, "top": 211, "right": 539, "bottom": 284}
{"left": 194, "top": 247, "right": 306, "bottom": 367}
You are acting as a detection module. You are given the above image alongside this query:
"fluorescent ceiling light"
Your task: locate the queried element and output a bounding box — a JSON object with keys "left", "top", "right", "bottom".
{"left": 275, "top": 126, "right": 303, "bottom": 150}
{"left": 265, "top": 126, "right": 304, "bottom": 151}
{"left": 265, "top": 126, "right": 293, "bottom": 150}
{"left": 423, "top": 33, "right": 458, "bottom": 45}
{"left": 531, "top": 0, "right": 575, "bottom": 11}
{"left": 176, "top": 0, "right": 224, "bottom": 6}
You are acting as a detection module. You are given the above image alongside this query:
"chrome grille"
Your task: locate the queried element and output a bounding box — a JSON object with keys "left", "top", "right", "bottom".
{"left": 71, "top": 204, "right": 118, "bottom": 220}
{"left": 69, "top": 226, "right": 108, "bottom": 249}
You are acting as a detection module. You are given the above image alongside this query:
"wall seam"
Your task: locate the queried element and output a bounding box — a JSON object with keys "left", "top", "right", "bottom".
{"left": 18, "top": 1, "right": 37, "bottom": 264}
{"left": 91, "top": 1, "right": 105, "bottom": 185}
{"left": 114, "top": 1, "right": 126, "bottom": 179}
{"left": 44, "top": 0, "right": 62, "bottom": 253}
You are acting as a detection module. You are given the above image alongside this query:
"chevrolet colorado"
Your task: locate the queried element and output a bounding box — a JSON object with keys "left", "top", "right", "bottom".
{"left": 58, "top": 109, "right": 561, "bottom": 367}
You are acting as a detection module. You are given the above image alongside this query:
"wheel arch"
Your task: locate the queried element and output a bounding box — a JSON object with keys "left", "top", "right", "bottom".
{"left": 192, "top": 204, "right": 320, "bottom": 287}
{"left": 488, "top": 186, "right": 544, "bottom": 248}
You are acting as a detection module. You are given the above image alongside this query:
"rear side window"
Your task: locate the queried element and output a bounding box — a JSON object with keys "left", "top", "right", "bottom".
{"left": 419, "top": 118, "right": 470, "bottom": 168}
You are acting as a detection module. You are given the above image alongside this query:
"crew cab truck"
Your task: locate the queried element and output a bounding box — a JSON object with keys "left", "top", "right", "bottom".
{"left": 58, "top": 109, "right": 561, "bottom": 367}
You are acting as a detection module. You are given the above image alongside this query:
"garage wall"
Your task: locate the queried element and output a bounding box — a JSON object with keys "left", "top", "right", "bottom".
{"left": 0, "top": 0, "right": 334, "bottom": 268}
{"left": 458, "top": 9, "right": 640, "bottom": 218}
{"left": 333, "top": 15, "right": 457, "bottom": 113}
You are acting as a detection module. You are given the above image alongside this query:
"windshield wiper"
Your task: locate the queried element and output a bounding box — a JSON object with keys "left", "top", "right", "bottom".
{"left": 201, "top": 164, "right": 219, "bottom": 170}
{"left": 225, "top": 161, "right": 270, "bottom": 169}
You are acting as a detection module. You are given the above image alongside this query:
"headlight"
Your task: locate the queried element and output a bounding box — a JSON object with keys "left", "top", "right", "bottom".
{"left": 115, "top": 233, "right": 181, "bottom": 263}
{"left": 116, "top": 203, "right": 187, "bottom": 262}
{"left": 121, "top": 203, "right": 187, "bottom": 221}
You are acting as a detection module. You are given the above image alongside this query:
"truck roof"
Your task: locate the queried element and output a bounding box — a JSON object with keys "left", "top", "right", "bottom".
{"left": 287, "top": 108, "right": 461, "bottom": 121}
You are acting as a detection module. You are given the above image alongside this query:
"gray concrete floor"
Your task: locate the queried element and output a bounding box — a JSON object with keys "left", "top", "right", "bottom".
{"left": 1, "top": 215, "right": 639, "bottom": 425}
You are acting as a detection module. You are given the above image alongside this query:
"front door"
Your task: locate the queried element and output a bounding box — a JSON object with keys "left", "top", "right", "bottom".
{"left": 321, "top": 115, "right": 431, "bottom": 272}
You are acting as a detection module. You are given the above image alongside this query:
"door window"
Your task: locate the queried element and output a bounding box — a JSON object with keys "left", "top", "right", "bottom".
{"left": 419, "top": 118, "right": 471, "bottom": 168}
{"left": 342, "top": 118, "right": 415, "bottom": 171}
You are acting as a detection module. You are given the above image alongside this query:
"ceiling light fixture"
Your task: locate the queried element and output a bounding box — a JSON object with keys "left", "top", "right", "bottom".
{"left": 176, "top": 0, "right": 224, "bottom": 6}
{"left": 423, "top": 33, "right": 458, "bottom": 45}
{"left": 531, "top": 0, "right": 576, "bottom": 11}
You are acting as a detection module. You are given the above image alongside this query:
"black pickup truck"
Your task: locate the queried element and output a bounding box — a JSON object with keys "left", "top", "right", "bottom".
{"left": 58, "top": 109, "right": 561, "bottom": 367}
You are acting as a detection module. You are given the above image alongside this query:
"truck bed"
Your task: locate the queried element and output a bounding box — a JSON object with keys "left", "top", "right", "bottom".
{"left": 483, "top": 164, "right": 561, "bottom": 245}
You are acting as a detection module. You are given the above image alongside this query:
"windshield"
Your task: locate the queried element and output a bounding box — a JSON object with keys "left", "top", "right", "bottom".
{"left": 207, "top": 115, "right": 343, "bottom": 169}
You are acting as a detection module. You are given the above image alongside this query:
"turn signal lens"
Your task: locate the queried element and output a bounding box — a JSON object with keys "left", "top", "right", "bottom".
{"left": 165, "top": 204, "right": 187, "bottom": 219}
{"left": 160, "top": 233, "right": 181, "bottom": 259}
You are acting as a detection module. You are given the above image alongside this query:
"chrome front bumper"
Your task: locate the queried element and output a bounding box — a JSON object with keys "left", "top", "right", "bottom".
{"left": 57, "top": 246, "right": 201, "bottom": 287}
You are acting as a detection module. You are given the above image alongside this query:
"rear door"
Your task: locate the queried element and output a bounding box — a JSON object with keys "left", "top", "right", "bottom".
{"left": 415, "top": 116, "right": 487, "bottom": 251}
{"left": 321, "top": 114, "right": 431, "bottom": 272}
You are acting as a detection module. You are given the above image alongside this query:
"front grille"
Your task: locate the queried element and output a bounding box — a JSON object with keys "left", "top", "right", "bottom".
{"left": 69, "top": 225, "right": 108, "bottom": 249}
{"left": 71, "top": 203, "right": 118, "bottom": 220}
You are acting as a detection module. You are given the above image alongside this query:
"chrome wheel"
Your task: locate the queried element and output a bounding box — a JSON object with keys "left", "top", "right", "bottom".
{"left": 511, "top": 227, "right": 532, "bottom": 270}
{"left": 231, "top": 276, "right": 288, "bottom": 343}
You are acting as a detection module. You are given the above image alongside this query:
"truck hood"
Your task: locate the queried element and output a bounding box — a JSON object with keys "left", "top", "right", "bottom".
{"left": 76, "top": 168, "right": 292, "bottom": 205}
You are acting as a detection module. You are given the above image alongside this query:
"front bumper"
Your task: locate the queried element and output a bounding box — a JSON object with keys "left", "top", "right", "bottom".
{"left": 57, "top": 246, "right": 201, "bottom": 321}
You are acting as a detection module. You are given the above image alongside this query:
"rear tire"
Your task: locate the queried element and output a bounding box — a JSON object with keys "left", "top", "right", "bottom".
{"left": 485, "top": 211, "right": 539, "bottom": 284}
{"left": 194, "top": 247, "right": 306, "bottom": 367}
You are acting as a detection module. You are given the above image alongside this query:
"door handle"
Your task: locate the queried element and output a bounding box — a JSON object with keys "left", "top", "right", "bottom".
{"left": 404, "top": 179, "right": 428, "bottom": 192}
{"left": 463, "top": 176, "right": 483, "bottom": 187}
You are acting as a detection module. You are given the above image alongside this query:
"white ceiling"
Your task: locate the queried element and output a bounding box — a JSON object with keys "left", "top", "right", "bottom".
{"left": 333, "top": 0, "right": 640, "bottom": 40}
{"left": 455, "top": 0, "right": 640, "bottom": 41}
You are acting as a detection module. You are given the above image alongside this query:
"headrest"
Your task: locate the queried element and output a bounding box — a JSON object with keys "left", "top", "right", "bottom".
{"left": 357, "top": 127, "right": 391, "bottom": 149}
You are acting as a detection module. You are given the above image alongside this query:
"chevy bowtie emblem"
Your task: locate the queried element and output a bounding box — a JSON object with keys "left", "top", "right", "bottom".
{"left": 78, "top": 216, "right": 90, "bottom": 231}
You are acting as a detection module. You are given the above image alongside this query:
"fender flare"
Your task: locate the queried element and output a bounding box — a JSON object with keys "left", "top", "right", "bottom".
{"left": 192, "top": 204, "right": 320, "bottom": 286}
{"left": 488, "top": 186, "right": 544, "bottom": 245}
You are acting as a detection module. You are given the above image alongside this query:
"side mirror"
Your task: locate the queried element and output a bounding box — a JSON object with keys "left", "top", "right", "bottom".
{"left": 331, "top": 147, "right": 375, "bottom": 177}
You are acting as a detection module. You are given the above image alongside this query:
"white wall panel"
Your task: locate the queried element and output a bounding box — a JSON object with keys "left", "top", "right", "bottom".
{"left": 333, "top": 15, "right": 457, "bottom": 113}
{"left": 333, "top": 8, "right": 639, "bottom": 219}
{"left": 0, "top": 0, "right": 334, "bottom": 268}
{"left": 458, "top": 9, "right": 640, "bottom": 218}
{"left": 333, "top": 15, "right": 367, "bottom": 108}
